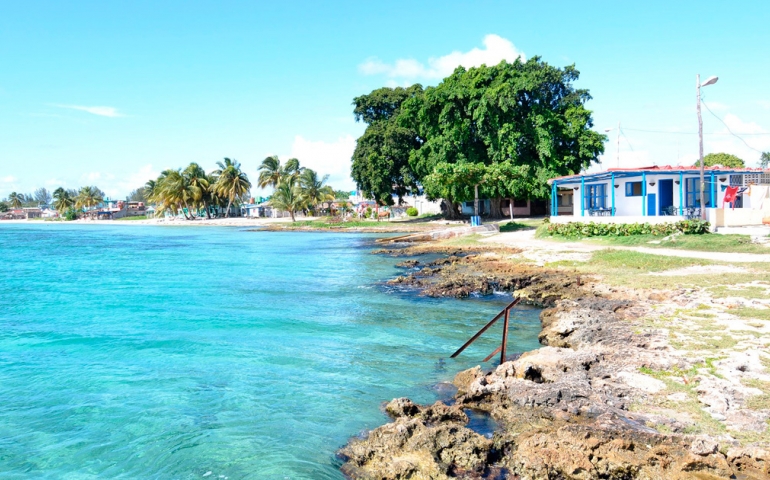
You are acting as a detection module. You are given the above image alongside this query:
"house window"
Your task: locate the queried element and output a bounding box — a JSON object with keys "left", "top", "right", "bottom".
{"left": 625, "top": 182, "right": 642, "bottom": 196}
{"left": 685, "top": 178, "right": 713, "bottom": 208}
{"left": 513, "top": 199, "right": 528, "bottom": 208}
{"left": 583, "top": 184, "right": 606, "bottom": 210}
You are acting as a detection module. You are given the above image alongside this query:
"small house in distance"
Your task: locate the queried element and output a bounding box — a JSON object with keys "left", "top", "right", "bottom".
{"left": 548, "top": 165, "right": 770, "bottom": 227}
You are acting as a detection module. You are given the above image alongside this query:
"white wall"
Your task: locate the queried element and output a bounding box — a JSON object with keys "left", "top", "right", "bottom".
{"left": 560, "top": 174, "right": 699, "bottom": 218}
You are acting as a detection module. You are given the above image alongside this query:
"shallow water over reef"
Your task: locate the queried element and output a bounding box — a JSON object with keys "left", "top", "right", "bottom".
{"left": 0, "top": 224, "right": 542, "bottom": 479}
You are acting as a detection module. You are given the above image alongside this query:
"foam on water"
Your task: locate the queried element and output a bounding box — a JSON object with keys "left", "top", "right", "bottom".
{"left": 0, "top": 224, "right": 542, "bottom": 478}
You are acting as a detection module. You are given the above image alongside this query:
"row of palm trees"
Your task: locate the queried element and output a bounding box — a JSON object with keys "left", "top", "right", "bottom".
{"left": 144, "top": 159, "right": 251, "bottom": 219}
{"left": 257, "top": 156, "right": 335, "bottom": 222}
{"left": 51, "top": 186, "right": 104, "bottom": 215}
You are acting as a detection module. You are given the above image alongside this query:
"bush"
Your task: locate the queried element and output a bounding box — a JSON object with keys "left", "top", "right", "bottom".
{"left": 365, "top": 207, "right": 372, "bottom": 218}
{"left": 544, "top": 220, "right": 710, "bottom": 238}
{"left": 406, "top": 207, "right": 418, "bottom": 217}
{"left": 64, "top": 208, "right": 78, "bottom": 221}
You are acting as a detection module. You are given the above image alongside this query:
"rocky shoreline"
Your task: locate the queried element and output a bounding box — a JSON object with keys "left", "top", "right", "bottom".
{"left": 337, "top": 244, "right": 770, "bottom": 479}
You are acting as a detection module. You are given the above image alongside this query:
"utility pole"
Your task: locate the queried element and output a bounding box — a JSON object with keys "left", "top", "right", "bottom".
{"left": 697, "top": 74, "right": 705, "bottom": 220}
{"left": 695, "top": 74, "right": 718, "bottom": 220}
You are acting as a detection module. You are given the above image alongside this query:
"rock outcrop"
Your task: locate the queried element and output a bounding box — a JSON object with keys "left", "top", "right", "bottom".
{"left": 339, "top": 295, "right": 770, "bottom": 479}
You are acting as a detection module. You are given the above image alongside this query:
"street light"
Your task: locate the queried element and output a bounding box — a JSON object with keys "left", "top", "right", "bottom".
{"left": 697, "top": 74, "right": 718, "bottom": 219}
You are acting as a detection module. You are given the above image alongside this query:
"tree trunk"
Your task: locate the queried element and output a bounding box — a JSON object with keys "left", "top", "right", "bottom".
{"left": 441, "top": 199, "right": 462, "bottom": 220}
{"left": 203, "top": 200, "right": 211, "bottom": 219}
{"left": 179, "top": 203, "right": 190, "bottom": 220}
{"left": 290, "top": 209, "right": 296, "bottom": 222}
{"left": 489, "top": 197, "right": 503, "bottom": 219}
{"left": 225, "top": 198, "right": 232, "bottom": 218}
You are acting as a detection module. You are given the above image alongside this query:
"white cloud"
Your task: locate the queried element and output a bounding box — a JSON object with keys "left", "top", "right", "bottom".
{"left": 53, "top": 104, "right": 124, "bottom": 117}
{"left": 704, "top": 113, "right": 770, "bottom": 167}
{"left": 359, "top": 34, "right": 524, "bottom": 80}
{"left": 758, "top": 100, "right": 770, "bottom": 110}
{"left": 117, "top": 164, "right": 159, "bottom": 194}
{"left": 1, "top": 176, "right": 17, "bottom": 183}
{"left": 82, "top": 172, "right": 105, "bottom": 182}
{"left": 287, "top": 135, "right": 357, "bottom": 191}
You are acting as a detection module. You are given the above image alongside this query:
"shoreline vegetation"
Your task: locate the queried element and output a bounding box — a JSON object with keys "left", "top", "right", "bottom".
{"left": 337, "top": 232, "right": 770, "bottom": 479}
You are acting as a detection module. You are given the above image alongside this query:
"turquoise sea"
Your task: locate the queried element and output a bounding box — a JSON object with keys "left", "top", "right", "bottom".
{"left": 0, "top": 225, "right": 541, "bottom": 479}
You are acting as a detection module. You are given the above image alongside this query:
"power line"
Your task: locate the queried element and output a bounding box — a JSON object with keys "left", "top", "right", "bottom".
{"left": 622, "top": 127, "right": 770, "bottom": 136}
{"left": 701, "top": 100, "right": 765, "bottom": 153}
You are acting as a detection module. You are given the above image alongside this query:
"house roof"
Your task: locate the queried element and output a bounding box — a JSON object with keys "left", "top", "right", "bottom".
{"left": 548, "top": 165, "right": 764, "bottom": 185}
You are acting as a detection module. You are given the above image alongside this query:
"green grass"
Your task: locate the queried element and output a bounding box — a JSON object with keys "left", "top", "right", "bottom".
{"left": 709, "top": 284, "right": 770, "bottom": 300}
{"left": 741, "top": 379, "right": 770, "bottom": 410}
{"left": 730, "top": 307, "right": 770, "bottom": 321}
{"left": 559, "top": 249, "right": 711, "bottom": 272}
{"left": 116, "top": 215, "right": 148, "bottom": 221}
{"left": 547, "top": 248, "right": 770, "bottom": 290}
{"left": 287, "top": 219, "right": 388, "bottom": 228}
{"left": 499, "top": 221, "right": 537, "bottom": 232}
{"left": 586, "top": 233, "right": 770, "bottom": 254}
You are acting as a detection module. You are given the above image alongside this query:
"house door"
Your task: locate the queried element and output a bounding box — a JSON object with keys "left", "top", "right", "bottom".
{"left": 658, "top": 180, "right": 674, "bottom": 215}
{"left": 647, "top": 194, "right": 656, "bottom": 216}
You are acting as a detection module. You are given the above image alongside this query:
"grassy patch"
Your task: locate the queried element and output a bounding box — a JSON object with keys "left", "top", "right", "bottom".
{"left": 288, "top": 219, "right": 388, "bottom": 229}
{"left": 587, "top": 233, "right": 770, "bottom": 254}
{"left": 499, "top": 221, "right": 537, "bottom": 232}
{"left": 709, "top": 285, "right": 770, "bottom": 300}
{"left": 731, "top": 307, "right": 770, "bottom": 321}
{"left": 547, "top": 249, "right": 770, "bottom": 290}
{"left": 741, "top": 379, "right": 770, "bottom": 410}
{"left": 116, "top": 215, "right": 148, "bottom": 221}
{"left": 438, "top": 234, "right": 485, "bottom": 247}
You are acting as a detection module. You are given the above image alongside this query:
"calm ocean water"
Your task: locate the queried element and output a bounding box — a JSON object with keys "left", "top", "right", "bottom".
{"left": 0, "top": 224, "right": 541, "bottom": 479}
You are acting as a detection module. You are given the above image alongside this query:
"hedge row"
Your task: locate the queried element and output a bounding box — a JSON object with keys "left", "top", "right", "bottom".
{"left": 543, "top": 220, "right": 710, "bottom": 238}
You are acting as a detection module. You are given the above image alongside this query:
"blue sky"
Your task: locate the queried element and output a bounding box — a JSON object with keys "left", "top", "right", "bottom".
{"left": 1, "top": 1, "right": 769, "bottom": 199}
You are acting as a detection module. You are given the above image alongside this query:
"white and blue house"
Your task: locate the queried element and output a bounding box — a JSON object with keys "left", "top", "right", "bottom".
{"left": 548, "top": 165, "right": 770, "bottom": 227}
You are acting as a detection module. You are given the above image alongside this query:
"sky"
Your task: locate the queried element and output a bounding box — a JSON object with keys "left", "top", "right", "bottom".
{"left": 1, "top": 0, "right": 769, "bottom": 200}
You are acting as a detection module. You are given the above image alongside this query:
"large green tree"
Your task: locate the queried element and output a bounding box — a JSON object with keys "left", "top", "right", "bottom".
{"left": 400, "top": 58, "right": 606, "bottom": 218}
{"left": 350, "top": 85, "right": 423, "bottom": 206}
{"left": 697, "top": 152, "right": 745, "bottom": 169}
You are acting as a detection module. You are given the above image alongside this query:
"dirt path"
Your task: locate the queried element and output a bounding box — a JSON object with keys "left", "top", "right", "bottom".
{"left": 486, "top": 230, "right": 770, "bottom": 263}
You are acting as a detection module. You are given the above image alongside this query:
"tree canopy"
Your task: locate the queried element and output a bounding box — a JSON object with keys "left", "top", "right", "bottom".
{"left": 350, "top": 85, "right": 423, "bottom": 205}
{"left": 698, "top": 152, "right": 745, "bottom": 169}
{"left": 350, "top": 58, "right": 606, "bottom": 217}
{"left": 761, "top": 152, "right": 770, "bottom": 170}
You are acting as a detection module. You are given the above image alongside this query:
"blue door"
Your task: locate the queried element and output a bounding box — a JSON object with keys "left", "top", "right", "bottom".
{"left": 647, "top": 194, "right": 656, "bottom": 216}
{"left": 658, "top": 180, "right": 674, "bottom": 215}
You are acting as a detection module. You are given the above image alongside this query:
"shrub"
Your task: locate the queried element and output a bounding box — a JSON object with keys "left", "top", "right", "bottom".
{"left": 64, "top": 208, "right": 78, "bottom": 221}
{"left": 544, "top": 220, "right": 710, "bottom": 238}
{"left": 365, "top": 207, "right": 372, "bottom": 218}
{"left": 406, "top": 207, "right": 418, "bottom": 216}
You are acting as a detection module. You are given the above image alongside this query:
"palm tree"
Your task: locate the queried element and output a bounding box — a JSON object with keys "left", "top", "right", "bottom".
{"left": 257, "top": 155, "right": 283, "bottom": 189}
{"left": 213, "top": 158, "right": 251, "bottom": 217}
{"left": 7, "top": 192, "right": 24, "bottom": 209}
{"left": 269, "top": 179, "right": 305, "bottom": 222}
{"left": 155, "top": 169, "right": 197, "bottom": 219}
{"left": 52, "top": 187, "right": 75, "bottom": 214}
{"left": 75, "top": 186, "right": 104, "bottom": 217}
{"left": 299, "top": 169, "right": 334, "bottom": 215}
{"left": 183, "top": 162, "right": 211, "bottom": 219}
